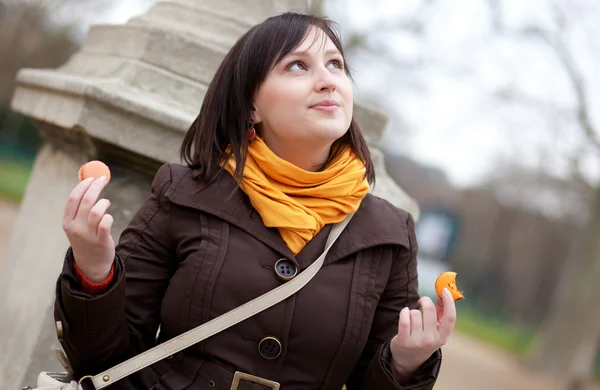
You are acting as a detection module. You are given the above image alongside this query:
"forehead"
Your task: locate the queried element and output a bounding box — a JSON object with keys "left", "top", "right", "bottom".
{"left": 293, "top": 26, "right": 339, "bottom": 54}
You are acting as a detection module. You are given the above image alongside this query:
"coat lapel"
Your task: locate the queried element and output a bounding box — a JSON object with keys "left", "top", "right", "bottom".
{"left": 164, "top": 165, "right": 411, "bottom": 264}
{"left": 327, "top": 195, "right": 411, "bottom": 264}
{"left": 165, "top": 167, "right": 295, "bottom": 260}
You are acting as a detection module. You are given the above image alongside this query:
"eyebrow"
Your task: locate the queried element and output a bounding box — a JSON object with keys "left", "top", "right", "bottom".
{"left": 288, "top": 48, "right": 341, "bottom": 57}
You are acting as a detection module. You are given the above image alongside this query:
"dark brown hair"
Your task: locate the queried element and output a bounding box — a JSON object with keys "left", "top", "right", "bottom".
{"left": 180, "top": 12, "right": 374, "bottom": 184}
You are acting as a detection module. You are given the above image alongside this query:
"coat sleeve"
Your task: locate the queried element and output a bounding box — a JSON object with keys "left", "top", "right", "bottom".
{"left": 53, "top": 163, "right": 177, "bottom": 378}
{"left": 345, "top": 213, "right": 442, "bottom": 390}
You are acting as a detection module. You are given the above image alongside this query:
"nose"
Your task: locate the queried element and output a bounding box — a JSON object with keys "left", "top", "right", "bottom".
{"left": 314, "top": 65, "right": 336, "bottom": 93}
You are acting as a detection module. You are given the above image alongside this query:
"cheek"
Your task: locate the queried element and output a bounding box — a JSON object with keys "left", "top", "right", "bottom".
{"left": 257, "top": 83, "right": 302, "bottom": 120}
{"left": 339, "top": 77, "right": 354, "bottom": 104}
{"left": 340, "top": 78, "right": 354, "bottom": 120}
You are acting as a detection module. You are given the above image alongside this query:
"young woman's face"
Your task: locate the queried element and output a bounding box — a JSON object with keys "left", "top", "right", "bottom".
{"left": 252, "top": 27, "right": 353, "bottom": 152}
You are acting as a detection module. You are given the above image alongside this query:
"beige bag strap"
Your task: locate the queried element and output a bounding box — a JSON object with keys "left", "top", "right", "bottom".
{"left": 87, "top": 213, "right": 354, "bottom": 389}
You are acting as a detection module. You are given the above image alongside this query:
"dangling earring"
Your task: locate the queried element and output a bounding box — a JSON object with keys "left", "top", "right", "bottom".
{"left": 248, "top": 123, "right": 256, "bottom": 141}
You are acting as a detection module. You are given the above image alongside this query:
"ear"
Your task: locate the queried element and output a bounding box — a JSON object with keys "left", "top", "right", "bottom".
{"left": 251, "top": 108, "right": 263, "bottom": 125}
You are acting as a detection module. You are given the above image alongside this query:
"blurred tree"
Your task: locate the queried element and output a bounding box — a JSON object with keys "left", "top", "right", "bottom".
{"left": 0, "top": 0, "right": 104, "bottom": 156}
{"left": 478, "top": 164, "right": 584, "bottom": 324}
{"left": 1, "top": 1, "right": 72, "bottom": 105}
{"left": 464, "top": 1, "right": 600, "bottom": 388}
{"left": 0, "top": 0, "right": 145, "bottom": 105}
{"left": 512, "top": 6, "right": 600, "bottom": 390}
{"left": 0, "top": 0, "right": 154, "bottom": 155}
{"left": 313, "top": 0, "right": 600, "bottom": 388}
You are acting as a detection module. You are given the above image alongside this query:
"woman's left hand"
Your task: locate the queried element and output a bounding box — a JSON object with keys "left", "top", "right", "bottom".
{"left": 389, "top": 287, "right": 457, "bottom": 382}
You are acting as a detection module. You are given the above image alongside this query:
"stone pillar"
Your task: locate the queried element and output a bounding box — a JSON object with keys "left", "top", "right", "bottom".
{"left": 353, "top": 103, "right": 420, "bottom": 216}
{"left": 2, "top": 1, "right": 418, "bottom": 387}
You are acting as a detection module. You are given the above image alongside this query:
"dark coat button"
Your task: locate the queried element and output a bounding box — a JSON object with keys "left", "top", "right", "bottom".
{"left": 258, "top": 336, "right": 282, "bottom": 360}
{"left": 274, "top": 258, "right": 298, "bottom": 282}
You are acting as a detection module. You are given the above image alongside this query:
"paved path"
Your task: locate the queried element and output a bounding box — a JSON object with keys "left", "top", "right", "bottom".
{"left": 437, "top": 332, "right": 598, "bottom": 390}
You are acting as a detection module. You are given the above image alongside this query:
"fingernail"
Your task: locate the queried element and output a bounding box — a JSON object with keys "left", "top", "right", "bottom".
{"left": 84, "top": 177, "right": 94, "bottom": 182}
{"left": 98, "top": 176, "right": 106, "bottom": 182}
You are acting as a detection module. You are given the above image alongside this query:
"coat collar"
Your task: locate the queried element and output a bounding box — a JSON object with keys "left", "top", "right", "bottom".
{"left": 164, "top": 165, "right": 410, "bottom": 263}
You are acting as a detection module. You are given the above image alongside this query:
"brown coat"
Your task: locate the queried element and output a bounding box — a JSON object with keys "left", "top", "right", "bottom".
{"left": 54, "top": 163, "right": 442, "bottom": 390}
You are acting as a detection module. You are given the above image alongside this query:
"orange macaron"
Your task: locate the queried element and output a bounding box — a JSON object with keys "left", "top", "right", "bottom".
{"left": 435, "top": 271, "right": 464, "bottom": 301}
{"left": 78, "top": 160, "right": 111, "bottom": 184}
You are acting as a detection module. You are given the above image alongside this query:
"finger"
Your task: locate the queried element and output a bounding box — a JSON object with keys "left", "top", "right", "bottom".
{"left": 419, "top": 296, "right": 438, "bottom": 335}
{"left": 63, "top": 178, "right": 95, "bottom": 227}
{"left": 439, "top": 288, "right": 457, "bottom": 341}
{"left": 436, "top": 296, "right": 444, "bottom": 325}
{"left": 410, "top": 309, "right": 423, "bottom": 335}
{"left": 75, "top": 177, "right": 108, "bottom": 222}
{"left": 98, "top": 214, "right": 114, "bottom": 240}
{"left": 396, "top": 307, "right": 411, "bottom": 344}
{"left": 88, "top": 199, "right": 111, "bottom": 234}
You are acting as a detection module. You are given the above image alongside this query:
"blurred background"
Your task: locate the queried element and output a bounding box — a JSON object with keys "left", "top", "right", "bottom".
{"left": 1, "top": 0, "right": 599, "bottom": 389}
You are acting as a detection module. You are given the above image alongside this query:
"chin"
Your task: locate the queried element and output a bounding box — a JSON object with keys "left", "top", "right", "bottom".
{"left": 311, "top": 123, "right": 348, "bottom": 142}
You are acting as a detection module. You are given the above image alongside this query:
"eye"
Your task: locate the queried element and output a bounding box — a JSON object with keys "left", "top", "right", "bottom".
{"left": 287, "top": 61, "right": 307, "bottom": 71}
{"left": 328, "top": 58, "right": 344, "bottom": 70}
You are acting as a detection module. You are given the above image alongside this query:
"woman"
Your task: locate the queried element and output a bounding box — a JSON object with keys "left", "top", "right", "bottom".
{"left": 56, "top": 12, "right": 455, "bottom": 390}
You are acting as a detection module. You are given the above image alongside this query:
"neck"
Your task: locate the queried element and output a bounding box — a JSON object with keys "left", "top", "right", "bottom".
{"left": 263, "top": 136, "right": 332, "bottom": 172}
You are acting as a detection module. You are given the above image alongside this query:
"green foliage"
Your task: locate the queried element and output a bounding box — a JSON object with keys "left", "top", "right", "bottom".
{"left": 0, "top": 108, "right": 38, "bottom": 200}
{"left": 0, "top": 160, "right": 31, "bottom": 201}
{"left": 454, "top": 305, "right": 535, "bottom": 356}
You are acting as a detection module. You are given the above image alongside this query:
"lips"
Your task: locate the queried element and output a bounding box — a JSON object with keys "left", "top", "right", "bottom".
{"left": 310, "top": 100, "right": 340, "bottom": 112}
{"left": 311, "top": 100, "right": 340, "bottom": 108}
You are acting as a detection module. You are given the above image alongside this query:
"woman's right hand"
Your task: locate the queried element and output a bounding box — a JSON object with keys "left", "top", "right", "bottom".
{"left": 62, "top": 176, "right": 115, "bottom": 283}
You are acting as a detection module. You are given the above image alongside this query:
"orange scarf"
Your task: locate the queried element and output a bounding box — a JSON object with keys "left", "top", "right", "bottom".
{"left": 225, "top": 137, "right": 369, "bottom": 255}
